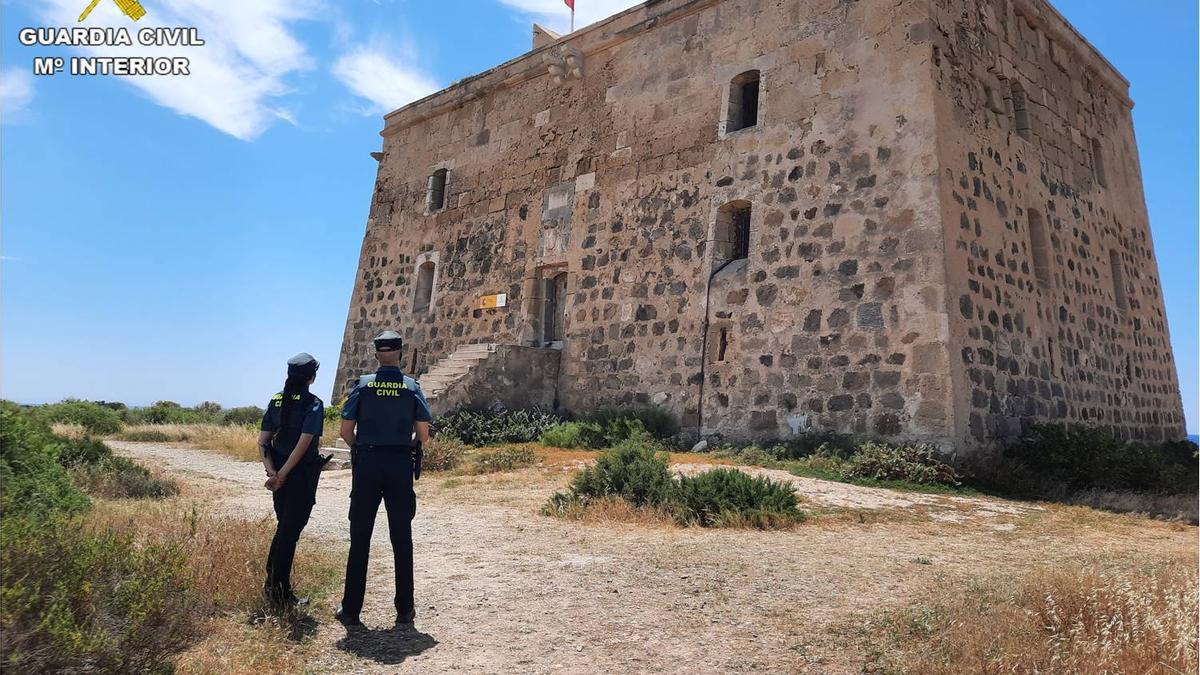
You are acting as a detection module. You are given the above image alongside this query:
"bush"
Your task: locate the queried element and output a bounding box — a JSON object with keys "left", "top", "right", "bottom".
{"left": 541, "top": 408, "right": 678, "bottom": 449}
{"left": 422, "top": 437, "right": 469, "bottom": 472}
{"left": 222, "top": 406, "right": 264, "bottom": 427}
{"left": 677, "top": 468, "right": 804, "bottom": 528}
{"left": 74, "top": 456, "right": 179, "bottom": 500}
{"left": 787, "top": 451, "right": 850, "bottom": 480}
{"left": 0, "top": 402, "right": 89, "bottom": 517}
{"left": 0, "top": 403, "right": 192, "bottom": 672}
{"left": 547, "top": 441, "right": 805, "bottom": 528}
{"left": 1, "top": 515, "right": 195, "bottom": 673}
{"left": 467, "top": 446, "right": 536, "bottom": 474}
{"left": 540, "top": 418, "right": 651, "bottom": 449}
{"left": 46, "top": 431, "right": 180, "bottom": 499}
{"left": 540, "top": 421, "right": 604, "bottom": 448}
{"left": 324, "top": 402, "right": 343, "bottom": 424}
{"left": 434, "top": 408, "right": 563, "bottom": 445}
{"left": 709, "top": 443, "right": 792, "bottom": 468}
{"left": 566, "top": 441, "right": 678, "bottom": 508}
{"left": 586, "top": 407, "right": 679, "bottom": 440}
{"left": 36, "top": 400, "right": 125, "bottom": 436}
{"left": 841, "top": 442, "right": 961, "bottom": 486}
{"left": 1002, "top": 424, "right": 1198, "bottom": 495}
{"left": 123, "top": 401, "right": 226, "bottom": 426}
{"left": 56, "top": 436, "right": 111, "bottom": 468}
{"left": 774, "top": 430, "right": 857, "bottom": 459}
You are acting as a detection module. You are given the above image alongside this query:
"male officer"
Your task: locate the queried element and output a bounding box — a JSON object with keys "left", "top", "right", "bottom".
{"left": 335, "top": 330, "right": 432, "bottom": 627}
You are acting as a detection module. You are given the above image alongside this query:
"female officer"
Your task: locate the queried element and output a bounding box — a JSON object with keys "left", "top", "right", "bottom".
{"left": 258, "top": 352, "right": 326, "bottom": 606}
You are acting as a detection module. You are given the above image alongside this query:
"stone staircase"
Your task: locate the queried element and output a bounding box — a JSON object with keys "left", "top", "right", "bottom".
{"left": 418, "top": 342, "right": 499, "bottom": 404}
{"left": 321, "top": 343, "right": 560, "bottom": 458}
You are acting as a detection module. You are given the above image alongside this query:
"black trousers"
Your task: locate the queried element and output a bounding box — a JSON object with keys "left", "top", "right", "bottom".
{"left": 340, "top": 446, "right": 416, "bottom": 617}
{"left": 265, "top": 462, "right": 321, "bottom": 596}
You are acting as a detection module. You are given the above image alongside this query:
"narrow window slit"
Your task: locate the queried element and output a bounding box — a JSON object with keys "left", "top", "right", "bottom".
{"left": 428, "top": 169, "right": 448, "bottom": 211}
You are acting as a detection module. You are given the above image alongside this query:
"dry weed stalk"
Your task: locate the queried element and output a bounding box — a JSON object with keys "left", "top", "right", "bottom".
{"left": 888, "top": 560, "right": 1198, "bottom": 674}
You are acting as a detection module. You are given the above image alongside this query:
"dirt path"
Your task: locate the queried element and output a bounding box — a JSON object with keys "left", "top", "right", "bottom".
{"left": 110, "top": 441, "right": 1196, "bottom": 674}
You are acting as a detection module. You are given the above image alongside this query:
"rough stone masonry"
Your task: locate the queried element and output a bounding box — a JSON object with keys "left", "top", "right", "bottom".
{"left": 334, "top": 0, "right": 1185, "bottom": 451}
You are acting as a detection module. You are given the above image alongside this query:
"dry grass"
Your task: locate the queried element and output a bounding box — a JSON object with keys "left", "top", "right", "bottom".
{"left": 494, "top": 443, "right": 739, "bottom": 470}
{"left": 871, "top": 557, "right": 1199, "bottom": 674}
{"left": 544, "top": 493, "right": 808, "bottom": 531}
{"left": 115, "top": 424, "right": 262, "bottom": 461}
{"left": 50, "top": 422, "right": 88, "bottom": 439}
{"left": 89, "top": 497, "right": 340, "bottom": 610}
{"left": 1069, "top": 488, "right": 1198, "bottom": 524}
{"left": 174, "top": 618, "right": 308, "bottom": 675}
{"left": 87, "top": 498, "right": 341, "bottom": 672}
{"left": 548, "top": 495, "right": 680, "bottom": 528}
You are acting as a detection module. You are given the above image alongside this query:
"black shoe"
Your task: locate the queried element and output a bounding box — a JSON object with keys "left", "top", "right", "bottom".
{"left": 265, "top": 586, "right": 303, "bottom": 608}
{"left": 335, "top": 606, "right": 363, "bottom": 627}
{"left": 396, "top": 607, "right": 417, "bottom": 625}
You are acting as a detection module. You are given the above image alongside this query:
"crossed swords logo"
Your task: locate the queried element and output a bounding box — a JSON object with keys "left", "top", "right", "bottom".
{"left": 79, "top": 0, "right": 147, "bottom": 22}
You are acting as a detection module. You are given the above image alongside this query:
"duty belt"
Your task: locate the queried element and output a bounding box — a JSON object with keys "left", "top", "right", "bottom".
{"left": 352, "top": 444, "right": 414, "bottom": 452}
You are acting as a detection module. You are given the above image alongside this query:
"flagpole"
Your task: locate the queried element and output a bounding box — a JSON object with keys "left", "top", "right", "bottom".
{"left": 570, "top": 8, "right": 574, "bottom": 32}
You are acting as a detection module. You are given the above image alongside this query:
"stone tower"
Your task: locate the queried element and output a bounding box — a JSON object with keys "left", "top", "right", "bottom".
{"left": 334, "top": 0, "right": 1185, "bottom": 451}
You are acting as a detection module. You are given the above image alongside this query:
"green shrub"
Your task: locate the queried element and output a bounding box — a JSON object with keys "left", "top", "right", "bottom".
{"left": 775, "top": 430, "right": 858, "bottom": 459}
{"left": 788, "top": 451, "right": 851, "bottom": 480}
{"left": 841, "top": 442, "right": 960, "bottom": 486}
{"left": 467, "top": 446, "right": 536, "bottom": 474}
{"left": 194, "top": 401, "right": 223, "bottom": 417}
{"left": 0, "top": 514, "right": 195, "bottom": 673}
{"left": 566, "top": 441, "right": 678, "bottom": 508}
{"left": 36, "top": 400, "right": 125, "bottom": 435}
{"left": 586, "top": 407, "right": 679, "bottom": 440}
{"left": 541, "top": 421, "right": 600, "bottom": 448}
{"left": 434, "top": 408, "right": 563, "bottom": 445}
{"left": 0, "top": 402, "right": 191, "bottom": 671}
{"left": 0, "top": 402, "right": 90, "bottom": 517}
{"left": 73, "top": 456, "right": 179, "bottom": 500}
{"left": 1002, "top": 424, "right": 1197, "bottom": 494}
{"left": 422, "top": 437, "right": 469, "bottom": 472}
{"left": 677, "top": 468, "right": 804, "bottom": 528}
{"left": 323, "top": 402, "right": 343, "bottom": 424}
{"left": 540, "top": 416, "right": 658, "bottom": 449}
{"left": 540, "top": 491, "right": 585, "bottom": 518}
{"left": 547, "top": 441, "right": 805, "bottom": 528}
{"left": 222, "top": 406, "right": 264, "bottom": 427}
{"left": 56, "top": 436, "right": 111, "bottom": 468}
{"left": 540, "top": 419, "right": 642, "bottom": 449}
{"left": 123, "top": 401, "right": 220, "bottom": 426}
{"left": 709, "top": 443, "right": 791, "bottom": 468}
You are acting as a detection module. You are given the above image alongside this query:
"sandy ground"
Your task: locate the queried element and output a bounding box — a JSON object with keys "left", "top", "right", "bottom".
{"left": 110, "top": 441, "right": 1196, "bottom": 674}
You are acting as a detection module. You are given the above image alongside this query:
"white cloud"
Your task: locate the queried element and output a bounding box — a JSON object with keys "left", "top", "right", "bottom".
{"left": 0, "top": 68, "right": 35, "bottom": 122}
{"left": 332, "top": 41, "right": 438, "bottom": 115}
{"left": 33, "top": 0, "right": 322, "bottom": 140}
{"left": 498, "top": 0, "right": 642, "bottom": 34}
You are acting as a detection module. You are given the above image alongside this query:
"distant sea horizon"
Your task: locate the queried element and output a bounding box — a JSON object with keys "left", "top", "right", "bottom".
{"left": 1189, "top": 434, "right": 1198, "bottom": 445}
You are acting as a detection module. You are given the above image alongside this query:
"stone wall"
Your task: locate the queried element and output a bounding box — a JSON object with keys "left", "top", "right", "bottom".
{"left": 427, "top": 346, "right": 561, "bottom": 416}
{"left": 928, "top": 0, "right": 1185, "bottom": 447}
{"left": 334, "top": 0, "right": 1184, "bottom": 450}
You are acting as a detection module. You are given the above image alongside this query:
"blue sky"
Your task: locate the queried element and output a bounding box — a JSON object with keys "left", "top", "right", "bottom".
{"left": 2, "top": 0, "right": 1196, "bottom": 432}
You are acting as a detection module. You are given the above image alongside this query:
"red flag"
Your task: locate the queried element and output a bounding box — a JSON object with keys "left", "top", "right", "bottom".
{"left": 564, "top": 0, "right": 574, "bottom": 9}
